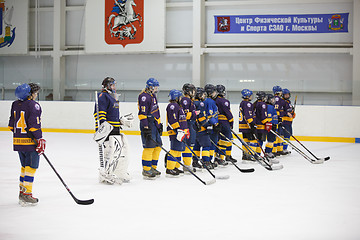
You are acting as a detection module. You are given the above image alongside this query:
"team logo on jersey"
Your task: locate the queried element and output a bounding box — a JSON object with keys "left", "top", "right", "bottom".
{"left": 247, "top": 103, "right": 251, "bottom": 107}
{"left": 183, "top": 100, "right": 188, "bottom": 105}
{"left": 328, "top": 14, "right": 344, "bottom": 31}
{"left": 262, "top": 104, "right": 266, "bottom": 109}
{"left": 105, "top": 0, "right": 143, "bottom": 47}
{"left": 217, "top": 16, "right": 230, "bottom": 32}
{"left": 141, "top": 96, "right": 146, "bottom": 102}
{"left": 0, "top": 0, "right": 16, "bottom": 49}
{"left": 200, "top": 102, "right": 204, "bottom": 107}
{"left": 225, "top": 102, "right": 229, "bottom": 107}
{"left": 170, "top": 105, "right": 175, "bottom": 110}
{"left": 35, "top": 103, "right": 40, "bottom": 111}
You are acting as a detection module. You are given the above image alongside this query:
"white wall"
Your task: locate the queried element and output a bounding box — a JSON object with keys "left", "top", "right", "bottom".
{"left": 1, "top": 101, "right": 359, "bottom": 138}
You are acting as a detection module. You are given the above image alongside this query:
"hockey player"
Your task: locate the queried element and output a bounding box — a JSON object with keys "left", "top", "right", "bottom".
{"left": 264, "top": 94, "right": 278, "bottom": 159}
{"left": 281, "top": 88, "right": 295, "bottom": 154}
{"left": 94, "top": 77, "right": 132, "bottom": 185}
{"left": 239, "top": 89, "right": 257, "bottom": 162}
{"left": 203, "top": 84, "right": 221, "bottom": 168}
{"left": 253, "top": 91, "right": 272, "bottom": 155}
{"left": 8, "top": 83, "right": 45, "bottom": 206}
{"left": 138, "top": 78, "right": 163, "bottom": 180}
{"left": 273, "top": 86, "right": 287, "bottom": 156}
{"left": 193, "top": 87, "right": 212, "bottom": 169}
{"left": 166, "top": 89, "right": 190, "bottom": 177}
{"left": 214, "top": 84, "right": 234, "bottom": 165}
{"left": 180, "top": 83, "right": 198, "bottom": 172}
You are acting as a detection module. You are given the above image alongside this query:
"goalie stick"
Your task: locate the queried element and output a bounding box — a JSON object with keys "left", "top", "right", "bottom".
{"left": 270, "top": 129, "right": 325, "bottom": 164}
{"left": 278, "top": 125, "right": 330, "bottom": 162}
{"left": 226, "top": 131, "right": 283, "bottom": 171}
{"left": 209, "top": 138, "right": 255, "bottom": 173}
{"left": 149, "top": 137, "right": 216, "bottom": 185}
{"left": 26, "top": 129, "right": 94, "bottom": 205}
{"left": 95, "top": 91, "right": 104, "bottom": 168}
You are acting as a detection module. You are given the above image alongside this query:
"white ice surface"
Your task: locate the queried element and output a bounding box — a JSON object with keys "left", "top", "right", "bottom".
{"left": 0, "top": 132, "right": 360, "bottom": 240}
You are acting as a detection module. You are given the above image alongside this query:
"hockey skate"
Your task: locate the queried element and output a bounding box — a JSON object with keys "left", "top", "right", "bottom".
{"left": 242, "top": 153, "right": 256, "bottom": 164}
{"left": 98, "top": 168, "right": 116, "bottom": 184}
{"left": 150, "top": 168, "right": 161, "bottom": 178}
{"left": 183, "top": 165, "right": 196, "bottom": 175}
{"left": 282, "top": 149, "right": 291, "bottom": 155}
{"left": 203, "top": 161, "right": 214, "bottom": 170}
{"left": 174, "top": 168, "right": 184, "bottom": 176}
{"left": 142, "top": 169, "right": 156, "bottom": 180}
{"left": 192, "top": 160, "right": 203, "bottom": 171}
{"left": 20, "top": 193, "right": 38, "bottom": 207}
{"left": 166, "top": 169, "right": 180, "bottom": 178}
{"left": 225, "top": 155, "right": 238, "bottom": 163}
{"left": 215, "top": 157, "right": 228, "bottom": 167}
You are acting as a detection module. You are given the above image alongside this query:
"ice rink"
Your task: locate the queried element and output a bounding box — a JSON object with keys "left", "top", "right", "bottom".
{"left": 0, "top": 131, "right": 360, "bottom": 240}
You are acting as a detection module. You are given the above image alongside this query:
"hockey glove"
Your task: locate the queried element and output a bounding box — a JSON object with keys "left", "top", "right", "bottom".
{"left": 213, "top": 123, "right": 221, "bottom": 133}
{"left": 36, "top": 139, "right": 46, "bottom": 155}
{"left": 265, "top": 122, "right": 272, "bottom": 132}
{"left": 158, "top": 123, "right": 163, "bottom": 136}
{"left": 184, "top": 129, "right": 190, "bottom": 139}
{"left": 176, "top": 129, "right": 186, "bottom": 142}
{"left": 143, "top": 127, "right": 152, "bottom": 139}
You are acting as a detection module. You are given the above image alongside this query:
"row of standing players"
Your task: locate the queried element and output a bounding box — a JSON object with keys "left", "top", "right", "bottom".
{"left": 138, "top": 78, "right": 295, "bottom": 179}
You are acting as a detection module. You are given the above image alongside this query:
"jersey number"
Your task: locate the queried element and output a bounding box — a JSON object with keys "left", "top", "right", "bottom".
{"left": 16, "top": 111, "right": 27, "bottom": 134}
{"left": 239, "top": 111, "right": 243, "bottom": 122}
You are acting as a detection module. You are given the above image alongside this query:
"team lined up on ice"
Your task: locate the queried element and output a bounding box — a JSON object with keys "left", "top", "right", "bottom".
{"left": 94, "top": 77, "right": 295, "bottom": 183}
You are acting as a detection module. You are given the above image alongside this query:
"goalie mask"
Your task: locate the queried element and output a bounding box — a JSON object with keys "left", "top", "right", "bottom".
{"left": 102, "top": 77, "right": 116, "bottom": 93}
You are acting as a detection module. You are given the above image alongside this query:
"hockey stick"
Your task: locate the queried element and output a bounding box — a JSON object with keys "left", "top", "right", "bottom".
{"left": 26, "top": 129, "right": 94, "bottom": 205}
{"left": 182, "top": 140, "right": 230, "bottom": 180}
{"left": 149, "top": 137, "right": 216, "bottom": 185}
{"left": 209, "top": 138, "right": 255, "bottom": 173}
{"left": 270, "top": 129, "right": 325, "bottom": 164}
{"left": 95, "top": 91, "right": 104, "bottom": 168}
{"left": 228, "top": 131, "right": 283, "bottom": 171}
{"left": 279, "top": 125, "right": 330, "bottom": 161}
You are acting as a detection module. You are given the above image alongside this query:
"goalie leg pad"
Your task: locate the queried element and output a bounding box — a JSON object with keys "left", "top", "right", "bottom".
{"left": 110, "top": 134, "right": 131, "bottom": 183}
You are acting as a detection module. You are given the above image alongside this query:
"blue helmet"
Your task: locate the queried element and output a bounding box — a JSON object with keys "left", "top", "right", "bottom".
{"left": 241, "top": 89, "right": 253, "bottom": 99}
{"left": 273, "top": 85, "right": 282, "bottom": 94}
{"left": 15, "top": 84, "right": 31, "bottom": 101}
{"left": 169, "top": 89, "right": 182, "bottom": 101}
{"left": 282, "top": 88, "right": 291, "bottom": 99}
{"left": 146, "top": 78, "right": 160, "bottom": 88}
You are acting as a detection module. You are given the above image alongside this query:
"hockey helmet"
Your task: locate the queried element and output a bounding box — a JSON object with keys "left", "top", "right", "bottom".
{"left": 146, "top": 78, "right": 160, "bottom": 93}
{"left": 195, "top": 87, "right": 206, "bottom": 100}
{"left": 266, "top": 93, "right": 275, "bottom": 104}
{"left": 216, "top": 84, "right": 226, "bottom": 97}
{"left": 169, "top": 89, "right": 183, "bottom": 101}
{"left": 204, "top": 84, "right": 217, "bottom": 97}
{"left": 102, "top": 77, "right": 116, "bottom": 92}
{"left": 182, "top": 83, "right": 196, "bottom": 97}
{"left": 282, "top": 88, "right": 291, "bottom": 99}
{"left": 241, "top": 89, "right": 253, "bottom": 99}
{"left": 272, "top": 85, "right": 282, "bottom": 95}
{"left": 256, "top": 91, "right": 266, "bottom": 100}
{"left": 15, "top": 83, "right": 31, "bottom": 101}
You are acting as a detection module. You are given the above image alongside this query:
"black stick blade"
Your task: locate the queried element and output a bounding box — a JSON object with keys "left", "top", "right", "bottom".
{"left": 239, "top": 168, "right": 255, "bottom": 173}
{"left": 75, "top": 199, "right": 94, "bottom": 205}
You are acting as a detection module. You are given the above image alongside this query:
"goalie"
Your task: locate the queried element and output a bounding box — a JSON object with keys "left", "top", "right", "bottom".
{"left": 93, "top": 77, "right": 134, "bottom": 185}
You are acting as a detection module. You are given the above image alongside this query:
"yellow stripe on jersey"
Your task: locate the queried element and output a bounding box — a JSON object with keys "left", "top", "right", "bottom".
{"left": 261, "top": 118, "right": 272, "bottom": 124}
{"left": 170, "top": 122, "right": 180, "bottom": 129}
{"left": 29, "top": 128, "right": 39, "bottom": 132}
{"left": 8, "top": 126, "right": 14, "bottom": 130}
{"left": 167, "top": 130, "right": 176, "bottom": 136}
{"left": 13, "top": 138, "right": 35, "bottom": 145}
{"left": 218, "top": 114, "right": 228, "bottom": 121}
{"left": 239, "top": 124, "right": 250, "bottom": 129}
{"left": 282, "top": 116, "right": 293, "bottom": 122}
{"left": 138, "top": 114, "right": 147, "bottom": 120}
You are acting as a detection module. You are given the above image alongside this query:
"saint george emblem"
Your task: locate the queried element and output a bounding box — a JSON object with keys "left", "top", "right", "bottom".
{"left": 217, "top": 16, "right": 230, "bottom": 32}
{"left": 0, "top": 0, "right": 15, "bottom": 48}
{"left": 105, "top": 0, "right": 143, "bottom": 47}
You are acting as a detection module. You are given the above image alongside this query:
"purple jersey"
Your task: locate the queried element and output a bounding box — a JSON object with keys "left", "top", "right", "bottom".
{"left": 274, "top": 96, "right": 286, "bottom": 119}
{"left": 8, "top": 100, "right": 42, "bottom": 152}
{"left": 215, "top": 96, "right": 233, "bottom": 129}
{"left": 239, "top": 100, "right": 254, "bottom": 133}
{"left": 180, "top": 96, "right": 196, "bottom": 121}
{"left": 254, "top": 100, "right": 271, "bottom": 133}
{"left": 166, "top": 102, "right": 187, "bottom": 136}
{"left": 138, "top": 90, "right": 161, "bottom": 128}
{"left": 282, "top": 99, "right": 294, "bottom": 125}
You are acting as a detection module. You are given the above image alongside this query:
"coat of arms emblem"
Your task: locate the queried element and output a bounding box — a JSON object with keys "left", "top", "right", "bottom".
{"left": 105, "top": 0, "right": 143, "bottom": 47}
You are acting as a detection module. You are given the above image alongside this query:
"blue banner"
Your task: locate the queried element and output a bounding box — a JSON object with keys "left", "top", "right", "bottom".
{"left": 214, "top": 13, "right": 349, "bottom": 34}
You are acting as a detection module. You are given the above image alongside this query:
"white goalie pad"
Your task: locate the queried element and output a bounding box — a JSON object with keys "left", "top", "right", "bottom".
{"left": 103, "top": 134, "right": 131, "bottom": 183}
{"left": 94, "top": 121, "right": 114, "bottom": 145}
{"left": 120, "top": 113, "right": 134, "bottom": 128}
